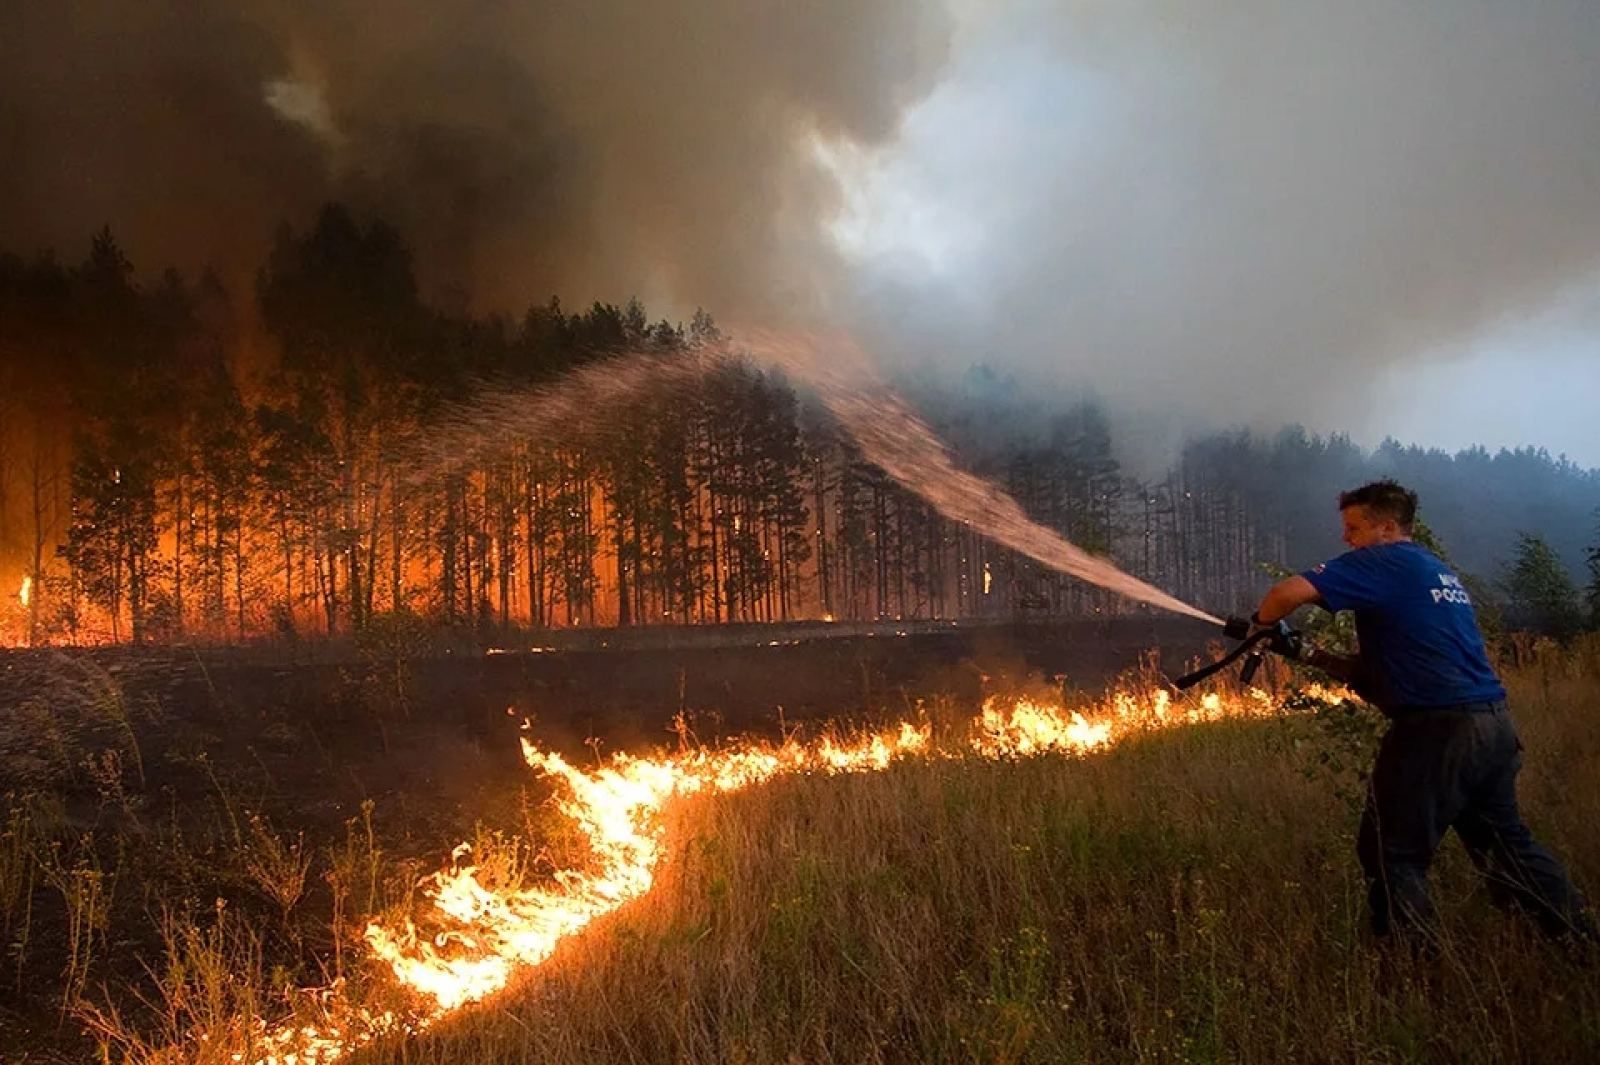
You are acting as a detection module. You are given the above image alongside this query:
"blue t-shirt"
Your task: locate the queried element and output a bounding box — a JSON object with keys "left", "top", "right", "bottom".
{"left": 1300, "top": 540, "right": 1505, "bottom": 710}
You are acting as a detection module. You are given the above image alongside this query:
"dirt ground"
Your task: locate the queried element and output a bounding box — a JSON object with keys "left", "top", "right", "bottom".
{"left": 4, "top": 615, "right": 1217, "bottom": 821}
{"left": 0, "top": 616, "right": 1217, "bottom": 1061}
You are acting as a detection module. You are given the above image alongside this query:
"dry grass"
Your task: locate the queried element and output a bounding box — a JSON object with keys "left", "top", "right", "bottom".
{"left": 23, "top": 637, "right": 1598, "bottom": 1064}
{"left": 348, "top": 643, "right": 1600, "bottom": 1065}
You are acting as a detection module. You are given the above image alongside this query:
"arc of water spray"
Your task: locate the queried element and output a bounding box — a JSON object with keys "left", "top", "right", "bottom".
{"left": 415, "top": 329, "right": 1220, "bottom": 626}
{"left": 733, "top": 329, "right": 1223, "bottom": 627}
{"left": 410, "top": 352, "right": 717, "bottom": 483}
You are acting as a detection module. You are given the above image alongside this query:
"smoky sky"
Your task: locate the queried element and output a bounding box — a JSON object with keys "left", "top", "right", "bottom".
{"left": 0, "top": 0, "right": 945, "bottom": 314}
{"left": 839, "top": 0, "right": 1600, "bottom": 470}
{"left": 5, "top": 1, "right": 1600, "bottom": 469}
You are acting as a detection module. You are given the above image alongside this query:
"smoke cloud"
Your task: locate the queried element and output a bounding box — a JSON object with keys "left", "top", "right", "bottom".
{"left": 0, "top": 0, "right": 945, "bottom": 315}
{"left": 4, "top": 1, "right": 1598, "bottom": 465}
{"left": 838, "top": 0, "right": 1600, "bottom": 466}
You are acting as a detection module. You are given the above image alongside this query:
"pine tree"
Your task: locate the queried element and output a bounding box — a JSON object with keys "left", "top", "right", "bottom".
{"left": 1584, "top": 513, "right": 1600, "bottom": 631}
{"left": 1501, "top": 531, "right": 1583, "bottom": 640}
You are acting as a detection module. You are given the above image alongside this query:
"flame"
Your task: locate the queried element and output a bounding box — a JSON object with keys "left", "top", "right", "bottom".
{"left": 227, "top": 681, "right": 1344, "bottom": 1063}
{"left": 19, "top": 576, "right": 30, "bottom": 607}
{"left": 975, "top": 699, "right": 1114, "bottom": 755}
{"left": 363, "top": 722, "right": 933, "bottom": 1016}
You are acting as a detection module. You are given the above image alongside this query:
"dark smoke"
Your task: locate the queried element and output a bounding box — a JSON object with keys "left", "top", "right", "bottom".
{"left": 6, "top": 1, "right": 1599, "bottom": 467}
{"left": 0, "top": 0, "right": 946, "bottom": 315}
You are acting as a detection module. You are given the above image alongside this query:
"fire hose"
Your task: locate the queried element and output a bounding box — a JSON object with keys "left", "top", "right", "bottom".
{"left": 1171, "top": 614, "right": 1374, "bottom": 698}
{"left": 1171, "top": 615, "right": 1309, "bottom": 691}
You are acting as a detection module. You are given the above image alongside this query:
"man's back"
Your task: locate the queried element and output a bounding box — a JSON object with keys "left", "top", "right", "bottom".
{"left": 1302, "top": 540, "right": 1505, "bottom": 710}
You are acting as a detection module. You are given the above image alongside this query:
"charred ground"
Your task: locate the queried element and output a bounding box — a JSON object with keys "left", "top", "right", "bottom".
{"left": 0, "top": 617, "right": 1214, "bottom": 1062}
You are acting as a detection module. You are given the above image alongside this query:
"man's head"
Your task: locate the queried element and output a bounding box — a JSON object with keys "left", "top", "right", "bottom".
{"left": 1337, "top": 480, "right": 1417, "bottom": 549}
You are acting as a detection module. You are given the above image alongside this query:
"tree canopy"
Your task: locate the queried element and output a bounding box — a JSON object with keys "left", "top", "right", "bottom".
{"left": 2, "top": 211, "right": 1597, "bottom": 645}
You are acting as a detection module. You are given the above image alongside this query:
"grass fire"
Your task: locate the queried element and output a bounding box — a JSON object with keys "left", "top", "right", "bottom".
{"left": 2, "top": 629, "right": 1595, "bottom": 1064}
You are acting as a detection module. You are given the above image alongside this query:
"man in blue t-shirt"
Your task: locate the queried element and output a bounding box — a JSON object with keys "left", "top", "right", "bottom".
{"left": 1251, "top": 480, "right": 1593, "bottom": 945}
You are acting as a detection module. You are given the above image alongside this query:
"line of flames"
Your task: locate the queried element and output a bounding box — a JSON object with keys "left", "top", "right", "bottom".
{"left": 229, "top": 683, "right": 1332, "bottom": 1064}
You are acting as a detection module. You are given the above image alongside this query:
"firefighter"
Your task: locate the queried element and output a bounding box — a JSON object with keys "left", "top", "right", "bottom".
{"left": 1252, "top": 479, "right": 1594, "bottom": 946}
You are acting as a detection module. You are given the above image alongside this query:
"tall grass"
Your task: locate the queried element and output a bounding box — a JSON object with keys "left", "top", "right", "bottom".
{"left": 37, "top": 835, "right": 115, "bottom": 1015}
{"left": 353, "top": 644, "right": 1600, "bottom": 1065}
{"left": 38, "top": 638, "right": 1599, "bottom": 1063}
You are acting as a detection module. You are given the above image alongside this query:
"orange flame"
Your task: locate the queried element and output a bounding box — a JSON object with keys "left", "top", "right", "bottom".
{"left": 230, "top": 682, "right": 1341, "bottom": 1063}
{"left": 19, "top": 576, "right": 30, "bottom": 608}
{"left": 364, "top": 721, "right": 932, "bottom": 1017}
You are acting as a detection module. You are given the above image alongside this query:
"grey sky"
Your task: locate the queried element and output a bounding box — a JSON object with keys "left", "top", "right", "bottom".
{"left": 825, "top": 0, "right": 1600, "bottom": 471}
{"left": 1369, "top": 285, "right": 1600, "bottom": 467}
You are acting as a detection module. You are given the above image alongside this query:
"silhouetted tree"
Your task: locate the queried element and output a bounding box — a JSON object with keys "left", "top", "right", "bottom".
{"left": 258, "top": 206, "right": 425, "bottom": 631}
{"left": 62, "top": 421, "right": 162, "bottom": 641}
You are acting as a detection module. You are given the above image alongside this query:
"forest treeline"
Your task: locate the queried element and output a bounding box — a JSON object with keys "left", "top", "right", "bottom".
{"left": 2, "top": 205, "right": 1597, "bottom": 645}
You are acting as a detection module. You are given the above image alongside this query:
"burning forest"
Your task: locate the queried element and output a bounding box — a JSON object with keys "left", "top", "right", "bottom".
{"left": 1, "top": 201, "right": 1598, "bottom": 1065}
{"left": 1, "top": 217, "right": 1596, "bottom": 649}
{"left": 4, "top": 1, "right": 1600, "bottom": 1058}
{"left": 0, "top": 205, "right": 1598, "bottom": 1062}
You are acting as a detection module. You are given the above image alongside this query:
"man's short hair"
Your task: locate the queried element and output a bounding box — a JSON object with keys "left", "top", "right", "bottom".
{"left": 1338, "top": 479, "right": 1418, "bottom": 531}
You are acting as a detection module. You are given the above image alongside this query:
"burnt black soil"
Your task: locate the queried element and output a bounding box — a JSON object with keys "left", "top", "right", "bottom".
{"left": 0, "top": 616, "right": 1216, "bottom": 1061}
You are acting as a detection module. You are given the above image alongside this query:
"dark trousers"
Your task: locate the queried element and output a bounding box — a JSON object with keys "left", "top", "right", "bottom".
{"left": 1357, "top": 702, "right": 1593, "bottom": 941}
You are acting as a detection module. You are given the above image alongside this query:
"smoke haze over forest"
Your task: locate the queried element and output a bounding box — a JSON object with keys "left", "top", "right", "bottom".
{"left": 831, "top": 0, "right": 1600, "bottom": 468}
{"left": 0, "top": 0, "right": 945, "bottom": 315}
{"left": 3, "top": 0, "right": 1598, "bottom": 466}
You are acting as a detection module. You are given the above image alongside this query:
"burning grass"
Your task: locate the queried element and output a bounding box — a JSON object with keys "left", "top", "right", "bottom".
{"left": 349, "top": 650, "right": 1598, "bottom": 1064}
{"left": 10, "top": 640, "right": 1600, "bottom": 1063}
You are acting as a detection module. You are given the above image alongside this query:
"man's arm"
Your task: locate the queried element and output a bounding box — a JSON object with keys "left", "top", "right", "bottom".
{"left": 1254, "top": 574, "right": 1373, "bottom": 697}
{"left": 1299, "top": 646, "right": 1367, "bottom": 689}
{"left": 1253, "top": 575, "right": 1321, "bottom": 624}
